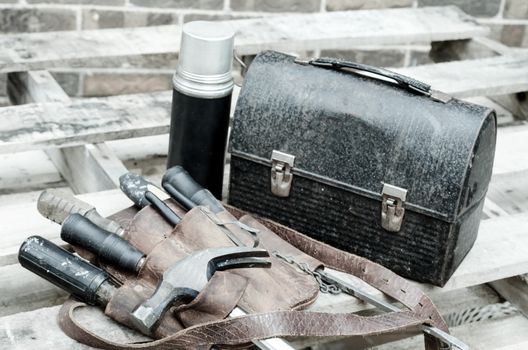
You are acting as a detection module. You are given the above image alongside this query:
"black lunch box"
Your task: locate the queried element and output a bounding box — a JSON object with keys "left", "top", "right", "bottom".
{"left": 228, "top": 51, "right": 496, "bottom": 286}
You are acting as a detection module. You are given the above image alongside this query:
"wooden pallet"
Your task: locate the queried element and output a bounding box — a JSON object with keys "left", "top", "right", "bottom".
{"left": 1, "top": 6, "right": 528, "bottom": 350}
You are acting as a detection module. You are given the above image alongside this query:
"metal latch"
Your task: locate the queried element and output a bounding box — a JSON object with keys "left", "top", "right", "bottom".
{"left": 270, "top": 150, "right": 295, "bottom": 197}
{"left": 381, "top": 183, "right": 407, "bottom": 232}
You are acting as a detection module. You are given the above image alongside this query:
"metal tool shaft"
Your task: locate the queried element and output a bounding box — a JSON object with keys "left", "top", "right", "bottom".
{"left": 318, "top": 270, "right": 468, "bottom": 350}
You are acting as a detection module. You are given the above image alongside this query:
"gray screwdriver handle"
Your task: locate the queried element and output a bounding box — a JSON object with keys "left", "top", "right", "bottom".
{"left": 38, "top": 189, "right": 125, "bottom": 236}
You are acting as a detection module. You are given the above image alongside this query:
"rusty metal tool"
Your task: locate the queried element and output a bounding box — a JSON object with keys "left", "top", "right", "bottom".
{"left": 119, "top": 172, "right": 181, "bottom": 226}
{"left": 37, "top": 188, "right": 125, "bottom": 236}
{"left": 130, "top": 246, "right": 271, "bottom": 334}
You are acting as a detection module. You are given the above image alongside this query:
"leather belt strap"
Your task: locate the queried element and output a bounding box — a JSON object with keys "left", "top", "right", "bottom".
{"left": 58, "top": 218, "right": 449, "bottom": 350}
{"left": 59, "top": 299, "right": 431, "bottom": 350}
{"left": 256, "top": 218, "right": 449, "bottom": 332}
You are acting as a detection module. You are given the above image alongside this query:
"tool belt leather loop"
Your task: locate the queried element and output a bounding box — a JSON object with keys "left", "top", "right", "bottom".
{"left": 57, "top": 204, "right": 448, "bottom": 350}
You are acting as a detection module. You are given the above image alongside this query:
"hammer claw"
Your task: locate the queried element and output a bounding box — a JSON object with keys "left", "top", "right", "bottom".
{"left": 131, "top": 246, "right": 272, "bottom": 335}
{"left": 207, "top": 248, "right": 271, "bottom": 277}
{"left": 214, "top": 256, "right": 272, "bottom": 271}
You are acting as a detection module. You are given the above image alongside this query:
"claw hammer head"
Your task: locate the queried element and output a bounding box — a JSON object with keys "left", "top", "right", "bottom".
{"left": 131, "top": 246, "right": 271, "bottom": 334}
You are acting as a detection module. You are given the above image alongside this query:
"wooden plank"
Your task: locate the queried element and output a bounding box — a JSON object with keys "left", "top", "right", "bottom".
{"left": 45, "top": 143, "right": 128, "bottom": 193}
{"left": 429, "top": 211, "right": 528, "bottom": 292}
{"left": 0, "top": 263, "right": 67, "bottom": 317}
{"left": 493, "top": 124, "right": 528, "bottom": 177}
{"left": 490, "top": 277, "right": 528, "bottom": 318}
{"left": 108, "top": 135, "right": 168, "bottom": 176}
{"left": 7, "top": 70, "right": 70, "bottom": 105}
{"left": 0, "top": 7, "right": 487, "bottom": 74}
{"left": 0, "top": 91, "right": 172, "bottom": 155}
{"left": 0, "top": 150, "right": 65, "bottom": 193}
{"left": 6, "top": 70, "right": 129, "bottom": 194}
{"left": 429, "top": 36, "right": 511, "bottom": 63}
{"left": 479, "top": 146, "right": 528, "bottom": 321}
{"left": 0, "top": 188, "right": 74, "bottom": 208}
{"left": 368, "top": 314, "right": 528, "bottom": 350}
{"left": 395, "top": 53, "right": 528, "bottom": 98}
{"left": 0, "top": 305, "right": 147, "bottom": 349}
{"left": 0, "top": 135, "right": 168, "bottom": 194}
{"left": 486, "top": 172, "right": 528, "bottom": 216}
{"left": 464, "top": 96, "right": 515, "bottom": 125}
{"left": 491, "top": 93, "right": 528, "bottom": 120}
{"left": 429, "top": 37, "right": 528, "bottom": 121}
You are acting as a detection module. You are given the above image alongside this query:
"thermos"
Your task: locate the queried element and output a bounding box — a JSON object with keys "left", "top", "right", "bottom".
{"left": 167, "top": 21, "right": 235, "bottom": 199}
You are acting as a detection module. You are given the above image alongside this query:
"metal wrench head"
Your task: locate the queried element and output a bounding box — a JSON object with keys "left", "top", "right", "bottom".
{"left": 130, "top": 246, "right": 271, "bottom": 334}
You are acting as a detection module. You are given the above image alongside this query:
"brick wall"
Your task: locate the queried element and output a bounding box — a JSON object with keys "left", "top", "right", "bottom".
{"left": 0, "top": 0, "right": 526, "bottom": 98}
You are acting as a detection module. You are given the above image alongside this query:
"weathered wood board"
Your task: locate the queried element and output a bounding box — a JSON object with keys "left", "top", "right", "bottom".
{"left": 0, "top": 135, "right": 168, "bottom": 194}
{"left": 492, "top": 124, "right": 528, "bottom": 177}
{"left": 0, "top": 7, "right": 487, "bottom": 74}
{"left": 371, "top": 314, "right": 528, "bottom": 350}
{"left": 396, "top": 53, "right": 528, "bottom": 98}
{"left": 0, "top": 150, "right": 65, "bottom": 193}
{"left": 0, "top": 91, "right": 172, "bottom": 154}
{"left": 7, "top": 70, "right": 129, "bottom": 194}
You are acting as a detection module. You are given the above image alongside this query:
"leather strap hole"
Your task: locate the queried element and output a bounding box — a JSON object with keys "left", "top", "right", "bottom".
{"left": 400, "top": 289, "right": 406, "bottom": 294}
{"left": 382, "top": 278, "right": 389, "bottom": 284}
{"left": 418, "top": 302, "right": 423, "bottom": 308}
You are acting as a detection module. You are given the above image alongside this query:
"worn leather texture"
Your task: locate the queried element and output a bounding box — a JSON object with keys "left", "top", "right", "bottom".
{"left": 229, "top": 50, "right": 497, "bottom": 286}
{"left": 59, "top": 200, "right": 449, "bottom": 350}
{"left": 72, "top": 202, "right": 320, "bottom": 336}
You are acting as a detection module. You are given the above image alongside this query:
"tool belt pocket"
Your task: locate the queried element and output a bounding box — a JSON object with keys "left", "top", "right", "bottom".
{"left": 55, "top": 201, "right": 451, "bottom": 350}
{"left": 70, "top": 203, "right": 320, "bottom": 339}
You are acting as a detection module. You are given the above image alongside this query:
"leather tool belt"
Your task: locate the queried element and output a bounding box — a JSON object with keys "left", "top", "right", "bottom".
{"left": 58, "top": 201, "right": 449, "bottom": 349}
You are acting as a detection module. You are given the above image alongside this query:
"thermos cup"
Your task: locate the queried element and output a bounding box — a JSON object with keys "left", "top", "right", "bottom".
{"left": 167, "top": 21, "right": 235, "bottom": 199}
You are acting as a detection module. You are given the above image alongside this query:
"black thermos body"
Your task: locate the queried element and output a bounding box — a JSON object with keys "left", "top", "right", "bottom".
{"left": 167, "top": 21, "right": 235, "bottom": 199}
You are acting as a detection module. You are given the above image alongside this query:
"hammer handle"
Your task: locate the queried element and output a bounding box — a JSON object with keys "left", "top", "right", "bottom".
{"left": 18, "top": 235, "right": 114, "bottom": 306}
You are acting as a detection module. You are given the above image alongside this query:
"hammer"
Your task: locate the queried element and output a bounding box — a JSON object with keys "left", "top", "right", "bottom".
{"left": 59, "top": 214, "right": 271, "bottom": 335}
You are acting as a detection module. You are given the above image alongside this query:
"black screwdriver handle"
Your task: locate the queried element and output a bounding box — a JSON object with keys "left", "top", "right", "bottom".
{"left": 162, "top": 166, "right": 224, "bottom": 213}
{"left": 18, "top": 235, "right": 112, "bottom": 305}
{"left": 61, "top": 214, "right": 145, "bottom": 272}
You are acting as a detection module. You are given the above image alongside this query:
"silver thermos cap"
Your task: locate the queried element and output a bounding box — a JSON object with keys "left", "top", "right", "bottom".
{"left": 173, "top": 21, "right": 235, "bottom": 99}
